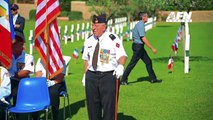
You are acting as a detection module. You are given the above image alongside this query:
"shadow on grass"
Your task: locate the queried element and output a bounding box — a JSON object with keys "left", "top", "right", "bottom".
{"left": 118, "top": 113, "right": 136, "bottom": 120}
{"left": 58, "top": 99, "right": 86, "bottom": 119}
{"left": 57, "top": 100, "right": 136, "bottom": 120}
{"left": 152, "top": 56, "right": 213, "bottom": 63}
{"left": 156, "top": 25, "right": 174, "bottom": 28}
{"left": 128, "top": 76, "right": 150, "bottom": 85}
{"left": 68, "top": 72, "right": 73, "bottom": 75}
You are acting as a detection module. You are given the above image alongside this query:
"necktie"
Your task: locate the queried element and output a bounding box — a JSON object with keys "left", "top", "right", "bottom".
{"left": 92, "top": 40, "right": 99, "bottom": 70}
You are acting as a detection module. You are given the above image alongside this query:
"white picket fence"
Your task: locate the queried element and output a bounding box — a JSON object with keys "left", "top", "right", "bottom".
{"left": 28, "top": 16, "right": 156, "bottom": 55}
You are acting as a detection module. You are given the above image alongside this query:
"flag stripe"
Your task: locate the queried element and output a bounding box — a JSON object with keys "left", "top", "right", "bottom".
{"left": 0, "top": 0, "right": 7, "bottom": 17}
{"left": 72, "top": 48, "right": 79, "bottom": 59}
{"left": 47, "top": 0, "right": 60, "bottom": 24}
{"left": 49, "top": 21, "right": 63, "bottom": 61}
{"left": 0, "top": 0, "right": 13, "bottom": 69}
{"left": 35, "top": 0, "right": 63, "bottom": 79}
{"left": 35, "top": 2, "right": 47, "bottom": 39}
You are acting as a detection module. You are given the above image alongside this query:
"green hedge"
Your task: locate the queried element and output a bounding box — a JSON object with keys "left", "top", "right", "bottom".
{"left": 59, "top": 0, "right": 70, "bottom": 11}
{"left": 29, "top": 10, "right": 83, "bottom": 21}
{"left": 59, "top": 11, "right": 69, "bottom": 17}
{"left": 29, "top": 9, "right": 36, "bottom": 20}
{"left": 68, "top": 11, "right": 83, "bottom": 21}
{"left": 30, "top": 10, "right": 68, "bottom": 19}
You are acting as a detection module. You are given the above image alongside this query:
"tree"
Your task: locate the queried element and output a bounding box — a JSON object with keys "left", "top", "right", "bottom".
{"left": 59, "top": 0, "right": 71, "bottom": 11}
{"left": 164, "top": 0, "right": 213, "bottom": 11}
{"left": 87, "top": 0, "right": 164, "bottom": 21}
{"left": 87, "top": 0, "right": 120, "bottom": 18}
{"left": 87, "top": 0, "right": 212, "bottom": 22}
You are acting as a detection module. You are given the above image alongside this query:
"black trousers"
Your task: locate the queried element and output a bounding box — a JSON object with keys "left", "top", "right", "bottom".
{"left": 49, "top": 82, "right": 66, "bottom": 120}
{"left": 86, "top": 70, "right": 118, "bottom": 120}
{"left": 0, "top": 101, "right": 9, "bottom": 120}
{"left": 121, "top": 43, "right": 157, "bottom": 82}
{"left": 11, "top": 77, "right": 21, "bottom": 106}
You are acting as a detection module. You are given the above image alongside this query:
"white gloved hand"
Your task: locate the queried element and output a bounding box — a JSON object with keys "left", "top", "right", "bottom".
{"left": 113, "top": 64, "right": 124, "bottom": 79}
{"left": 0, "top": 98, "right": 9, "bottom": 105}
{"left": 82, "top": 73, "right": 86, "bottom": 87}
{"left": 47, "top": 79, "right": 55, "bottom": 87}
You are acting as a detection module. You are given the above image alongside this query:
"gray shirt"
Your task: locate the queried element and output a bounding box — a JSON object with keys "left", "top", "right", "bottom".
{"left": 132, "top": 20, "right": 145, "bottom": 44}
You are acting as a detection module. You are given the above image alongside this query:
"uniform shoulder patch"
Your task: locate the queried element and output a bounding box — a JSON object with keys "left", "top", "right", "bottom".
{"left": 109, "top": 34, "right": 116, "bottom": 40}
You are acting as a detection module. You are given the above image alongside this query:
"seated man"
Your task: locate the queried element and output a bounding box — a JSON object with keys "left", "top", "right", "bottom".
{"left": 9, "top": 32, "right": 34, "bottom": 106}
{"left": 0, "top": 62, "right": 11, "bottom": 120}
{"left": 35, "top": 58, "right": 66, "bottom": 120}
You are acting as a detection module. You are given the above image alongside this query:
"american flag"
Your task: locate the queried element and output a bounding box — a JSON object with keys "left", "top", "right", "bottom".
{"left": 0, "top": 0, "right": 14, "bottom": 69}
{"left": 34, "top": 0, "right": 64, "bottom": 79}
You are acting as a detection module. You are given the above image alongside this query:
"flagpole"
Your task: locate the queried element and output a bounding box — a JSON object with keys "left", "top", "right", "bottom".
{"left": 172, "top": 61, "right": 174, "bottom": 80}
{"left": 45, "top": 26, "right": 50, "bottom": 79}
{"left": 45, "top": 0, "right": 50, "bottom": 79}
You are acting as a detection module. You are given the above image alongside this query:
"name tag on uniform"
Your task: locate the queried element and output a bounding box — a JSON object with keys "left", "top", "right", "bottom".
{"left": 100, "top": 49, "right": 110, "bottom": 64}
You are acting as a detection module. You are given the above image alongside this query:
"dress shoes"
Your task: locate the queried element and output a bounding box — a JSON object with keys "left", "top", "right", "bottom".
{"left": 150, "top": 79, "right": 162, "bottom": 83}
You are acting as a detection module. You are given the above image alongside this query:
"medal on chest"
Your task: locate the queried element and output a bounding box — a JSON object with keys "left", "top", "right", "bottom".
{"left": 100, "top": 49, "right": 110, "bottom": 65}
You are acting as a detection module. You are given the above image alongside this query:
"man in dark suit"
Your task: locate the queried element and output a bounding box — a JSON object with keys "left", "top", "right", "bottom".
{"left": 11, "top": 4, "right": 25, "bottom": 36}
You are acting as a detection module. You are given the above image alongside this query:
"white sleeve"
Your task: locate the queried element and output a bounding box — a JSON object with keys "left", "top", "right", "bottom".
{"left": 82, "top": 39, "right": 89, "bottom": 61}
{"left": 115, "top": 37, "right": 127, "bottom": 60}
{"left": 0, "top": 67, "right": 11, "bottom": 99}
{"left": 35, "top": 58, "right": 43, "bottom": 72}
{"left": 23, "top": 54, "right": 34, "bottom": 73}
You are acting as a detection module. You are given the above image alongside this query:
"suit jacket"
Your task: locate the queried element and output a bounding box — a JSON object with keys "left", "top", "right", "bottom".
{"left": 14, "top": 14, "right": 25, "bottom": 35}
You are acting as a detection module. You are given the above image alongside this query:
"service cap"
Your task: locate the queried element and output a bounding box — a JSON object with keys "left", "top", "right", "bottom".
{"left": 92, "top": 14, "right": 107, "bottom": 24}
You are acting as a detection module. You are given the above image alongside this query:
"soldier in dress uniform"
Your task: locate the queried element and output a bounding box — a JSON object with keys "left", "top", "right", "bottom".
{"left": 82, "top": 14, "right": 127, "bottom": 120}
{"left": 9, "top": 32, "right": 34, "bottom": 106}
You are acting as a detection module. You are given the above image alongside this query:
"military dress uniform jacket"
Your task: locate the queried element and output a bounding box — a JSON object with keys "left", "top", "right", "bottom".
{"left": 9, "top": 51, "right": 34, "bottom": 77}
{"left": 82, "top": 31, "right": 127, "bottom": 72}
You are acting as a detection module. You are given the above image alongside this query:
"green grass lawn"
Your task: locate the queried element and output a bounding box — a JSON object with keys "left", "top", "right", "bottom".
{"left": 24, "top": 21, "right": 213, "bottom": 120}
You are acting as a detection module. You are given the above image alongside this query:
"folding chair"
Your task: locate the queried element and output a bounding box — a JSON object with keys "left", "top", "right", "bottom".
{"left": 59, "top": 81, "right": 71, "bottom": 120}
{"left": 8, "top": 77, "right": 51, "bottom": 120}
